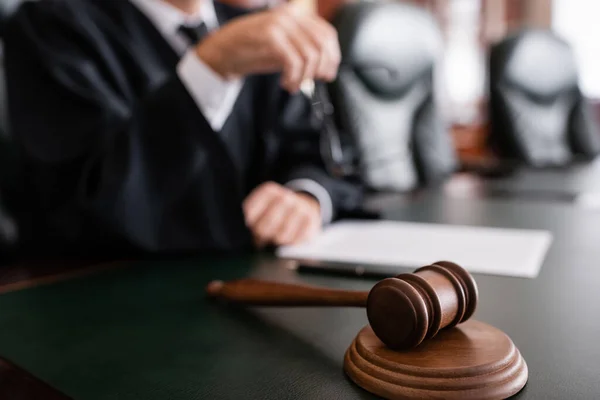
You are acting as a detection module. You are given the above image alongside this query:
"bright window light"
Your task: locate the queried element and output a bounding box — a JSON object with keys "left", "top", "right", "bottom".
{"left": 553, "top": 0, "right": 600, "bottom": 98}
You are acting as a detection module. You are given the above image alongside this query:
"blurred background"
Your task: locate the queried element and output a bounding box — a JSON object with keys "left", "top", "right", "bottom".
{"left": 223, "top": 0, "right": 600, "bottom": 168}
{"left": 2, "top": 0, "right": 598, "bottom": 169}
{"left": 318, "top": 0, "right": 600, "bottom": 166}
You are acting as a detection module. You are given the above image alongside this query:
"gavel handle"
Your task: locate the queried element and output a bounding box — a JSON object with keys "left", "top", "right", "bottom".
{"left": 206, "top": 279, "right": 368, "bottom": 307}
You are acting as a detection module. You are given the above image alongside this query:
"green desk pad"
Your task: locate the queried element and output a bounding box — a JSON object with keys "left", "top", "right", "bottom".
{"left": 0, "top": 255, "right": 376, "bottom": 400}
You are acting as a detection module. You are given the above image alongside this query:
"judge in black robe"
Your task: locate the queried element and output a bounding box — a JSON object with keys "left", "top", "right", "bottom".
{"left": 4, "top": 0, "right": 363, "bottom": 255}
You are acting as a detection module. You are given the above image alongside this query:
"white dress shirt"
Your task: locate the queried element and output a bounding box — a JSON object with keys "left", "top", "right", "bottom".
{"left": 129, "top": 0, "right": 333, "bottom": 224}
{"left": 130, "top": 0, "right": 241, "bottom": 132}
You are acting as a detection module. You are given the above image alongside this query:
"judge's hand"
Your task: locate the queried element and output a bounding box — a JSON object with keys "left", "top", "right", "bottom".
{"left": 243, "top": 182, "right": 322, "bottom": 248}
{"left": 195, "top": 3, "right": 341, "bottom": 92}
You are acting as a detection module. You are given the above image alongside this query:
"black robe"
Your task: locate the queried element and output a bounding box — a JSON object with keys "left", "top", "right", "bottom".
{"left": 4, "top": 0, "right": 363, "bottom": 255}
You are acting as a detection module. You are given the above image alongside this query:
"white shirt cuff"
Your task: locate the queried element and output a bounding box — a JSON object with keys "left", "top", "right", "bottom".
{"left": 177, "top": 50, "right": 243, "bottom": 132}
{"left": 286, "top": 179, "right": 334, "bottom": 225}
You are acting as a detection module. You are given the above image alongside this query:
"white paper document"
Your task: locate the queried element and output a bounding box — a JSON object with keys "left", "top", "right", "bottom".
{"left": 277, "top": 220, "right": 553, "bottom": 278}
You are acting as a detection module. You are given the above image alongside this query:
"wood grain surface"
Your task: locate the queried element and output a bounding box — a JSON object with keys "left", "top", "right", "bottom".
{"left": 206, "top": 279, "right": 369, "bottom": 306}
{"left": 208, "top": 261, "right": 478, "bottom": 350}
{"left": 344, "top": 320, "right": 528, "bottom": 399}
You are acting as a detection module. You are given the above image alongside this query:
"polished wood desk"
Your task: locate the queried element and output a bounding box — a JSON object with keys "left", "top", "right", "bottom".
{"left": 1, "top": 194, "right": 600, "bottom": 399}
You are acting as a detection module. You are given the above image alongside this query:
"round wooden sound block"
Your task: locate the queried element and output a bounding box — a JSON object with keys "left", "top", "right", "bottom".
{"left": 344, "top": 320, "right": 528, "bottom": 399}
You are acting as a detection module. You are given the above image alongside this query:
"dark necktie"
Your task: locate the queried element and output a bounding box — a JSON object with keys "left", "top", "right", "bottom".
{"left": 178, "top": 22, "right": 209, "bottom": 45}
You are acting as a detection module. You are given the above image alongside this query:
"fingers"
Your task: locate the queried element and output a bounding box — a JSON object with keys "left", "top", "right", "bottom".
{"left": 278, "top": 14, "right": 320, "bottom": 86}
{"left": 276, "top": 208, "right": 305, "bottom": 245}
{"left": 291, "top": 12, "right": 341, "bottom": 81}
{"left": 293, "top": 211, "right": 320, "bottom": 244}
{"left": 268, "top": 7, "right": 341, "bottom": 91}
{"left": 267, "top": 21, "right": 304, "bottom": 92}
{"left": 278, "top": 202, "right": 322, "bottom": 246}
{"left": 243, "top": 182, "right": 281, "bottom": 227}
{"left": 256, "top": 203, "right": 319, "bottom": 247}
{"left": 199, "top": 5, "right": 340, "bottom": 86}
{"left": 243, "top": 182, "right": 295, "bottom": 247}
{"left": 252, "top": 191, "right": 294, "bottom": 245}
{"left": 243, "top": 182, "right": 322, "bottom": 247}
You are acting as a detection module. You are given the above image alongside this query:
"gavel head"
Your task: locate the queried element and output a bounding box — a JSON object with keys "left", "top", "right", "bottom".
{"left": 367, "top": 261, "right": 478, "bottom": 350}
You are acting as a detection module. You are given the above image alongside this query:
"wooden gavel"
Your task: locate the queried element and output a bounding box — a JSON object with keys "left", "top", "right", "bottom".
{"left": 206, "top": 261, "right": 478, "bottom": 350}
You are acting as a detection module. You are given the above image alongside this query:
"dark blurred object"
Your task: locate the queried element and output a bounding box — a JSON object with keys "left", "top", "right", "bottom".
{"left": 0, "top": 0, "right": 22, "bottom": 126}
{"left": 329, "top": 1, "right": 457, "bottom": 192}
{"left": 0, "top": 0, "right": 23, "bottom": 36}
{"left": 451, "top": 124, "right": 519, "bottom": 179}
{"left": 311, "top": 81, "right": 353, "bottom": 178}
{"left": 0, "top": 358, "right": 71, "bottom": 400}
{"left": 0, "top": 0, "right": 23, "bottom": 260}
{"left": 489, "top": 29, "right": 600, "bottom": 168}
